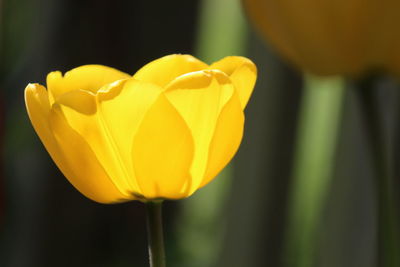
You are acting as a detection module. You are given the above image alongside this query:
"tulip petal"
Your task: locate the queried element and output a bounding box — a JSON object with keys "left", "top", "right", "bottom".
{"left": 200, "top": 91, "right": 244, "bottom": 187}
{"left": 25, "top": 84, "right": 125, "bottom": 203}
{"left": 51, "top": 88, "right": 137, "bottom": 197}
{"left": 164, "top": 70, "right": 234, "bottom": 194}
{"left": 210, "top": 56, "right": 257, "bottom": 108}
{"left": 132, "top": 94, "right": 194, "bottom": 199}
{"left": 50, "top": 105, "right": 130, "bottom": 203}
{"left": 133, "top": 54, "right": 208, "bottom": 87}
{"left": 25, "top": 84, "right": 58, "bottom": 154}
{"left": 47, "top": 65, "right": 130, "bottom": 103}
{"left": 56, "top": 89, "right": 97, "bottom": 115}
{"left": 96, "top": 79, "right": 163, "bottom": 196}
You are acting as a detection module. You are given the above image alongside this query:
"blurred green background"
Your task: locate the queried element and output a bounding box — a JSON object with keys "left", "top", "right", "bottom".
{"left": 1, "top": 0, "right": 399, "bottom": 266}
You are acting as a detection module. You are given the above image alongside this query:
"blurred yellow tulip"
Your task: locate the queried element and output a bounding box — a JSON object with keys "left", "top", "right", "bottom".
{"left": 243, "top": 0, "right": 400, "bottom": 76}
{"left": 25, "top": 55, "right": 256, "bottom": 203}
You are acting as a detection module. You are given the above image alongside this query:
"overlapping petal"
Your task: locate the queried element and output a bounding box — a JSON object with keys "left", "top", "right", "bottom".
{"left": 47, "top": 65, "right": 130, "bottom": 103}
{"left": 210, "top": 56, "right": 257, "bottom": 108}
{"left": 52, "top": 79, "right": 165, "bottom": 198}
{"left": 96, "top": 79, "right": 164, "bottom": 195}
{"left": 164, "top": 70, "right": 236, "bottom": 194}
{"left": 132, "top": 94, "right": 194, "bottom": 199}
{"left": 49, "top": 105, "right": 129, "bottom": 203}
{"left": 25, "top": 84, "right": 126, "bottom": 203}
{"left": 200, "top": 90, "right": 244, "bottom": 187}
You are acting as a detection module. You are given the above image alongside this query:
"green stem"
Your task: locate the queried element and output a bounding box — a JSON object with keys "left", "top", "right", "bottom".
{"left": 356, "top": 79, "right": 400, "bottom": 267}
{"left": 285, "top": 74, "right": 345, "bottom": 267}
{"left": 145, "top": 201, "right": 166, "bottom": 267}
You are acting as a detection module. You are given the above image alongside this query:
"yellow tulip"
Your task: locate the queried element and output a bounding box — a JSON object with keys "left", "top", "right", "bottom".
{"left": 25, "top": 55, "right": 256, "bottom": 203}
{"left": 243, "top": 0, "right": 400, "bottom": 76}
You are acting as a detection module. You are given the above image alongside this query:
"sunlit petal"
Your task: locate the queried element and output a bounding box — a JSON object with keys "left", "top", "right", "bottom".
{"left": 200, "top": 91, "right": 244, "bottom": 187}
{"left": 25, "top": 84, "right": 58, "bottom": 158}
{"left": 47, "top": 64, "right": 130, "bottom": 103}
{"left": 164, "top": 70, "right": 234, "bottom": 194}
{"left": 49, "top": 105, "right": 129, "bottom": 203}
{"left": 210, "top": 56, "right": 257, "bottom": 108}
{"left": 97, "top": 79, "right": 163, "bottom": 196}
{"left": 133, "top": 54, "right": 208, "bottom": 87}
{"left": 26, "top": 84, "right": 125, "bottom": 203}
{"left": 52, "top": 88, "right": 137, "bottom": 197}
{"left": 132, "top": 94, "right": 194, "bottom": 199}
